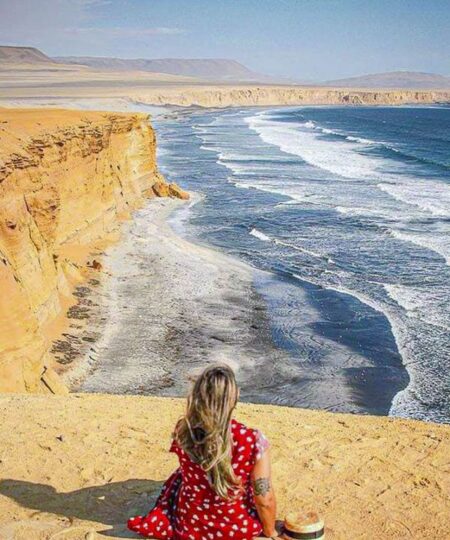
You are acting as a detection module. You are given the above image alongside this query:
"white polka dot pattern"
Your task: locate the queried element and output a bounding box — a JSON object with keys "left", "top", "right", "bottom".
{"left": 127, "top": 419, "right": 265, "bottom": 539}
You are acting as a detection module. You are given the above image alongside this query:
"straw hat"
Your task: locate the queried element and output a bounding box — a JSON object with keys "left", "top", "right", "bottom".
{"left": 282, "top": 511, "right": 325, "bottom": 539}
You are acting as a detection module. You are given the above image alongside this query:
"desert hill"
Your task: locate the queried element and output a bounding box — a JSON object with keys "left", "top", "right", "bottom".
{"left": 1, "top": 46, "right": 268, "bottom": 82}
{"left": 54, "top": 56, "right": 275, "bottom": 82}
{"left": 0, "top": 45, "right": 53, "bottom": 64}
{"left": 324, "top": 70, "right": 450, "bottom": 89}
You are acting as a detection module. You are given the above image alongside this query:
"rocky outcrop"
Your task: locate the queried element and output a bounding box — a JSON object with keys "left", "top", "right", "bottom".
{"left": 131, "top": 85, "right": 450, "bottom": 107}
{"left": 152, "top": 181, "right": 189, "bottom": 200}
{"left": 0, "top": 108, "right": 185, "bottom": 394}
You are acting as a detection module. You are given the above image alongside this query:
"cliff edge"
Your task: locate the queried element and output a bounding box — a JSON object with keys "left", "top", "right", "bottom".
{"left": 129, "top": 85, "right": 450, "bottom": 107}
{"left": 0, "top": 108, "right": 187, "bottom": 394}
{"left": 0, "top": 394, "right": 448, "bottom": 539}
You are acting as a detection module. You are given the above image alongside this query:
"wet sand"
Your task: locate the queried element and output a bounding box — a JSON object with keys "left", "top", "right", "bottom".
{"left": 68, "top": 196, "right": 293, "bottom": 397}
{"left": 64, "top": 194, "right": 407, "bottom": 414}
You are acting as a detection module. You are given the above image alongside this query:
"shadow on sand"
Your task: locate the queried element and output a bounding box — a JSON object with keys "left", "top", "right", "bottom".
{"left": 0, "top": 478, "right": 164, "bottom": 538}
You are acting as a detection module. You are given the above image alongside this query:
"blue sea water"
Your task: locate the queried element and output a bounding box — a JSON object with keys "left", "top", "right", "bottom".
{"left": 152, "top": 106, "right": 450, "bottom": 423}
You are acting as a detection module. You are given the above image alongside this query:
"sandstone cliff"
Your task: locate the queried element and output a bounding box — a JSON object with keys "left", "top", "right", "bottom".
{"left": 130, "top": 85, "right": 450, "bottom": 107}
{"left": 0, "top": 109, "right": 186, "bottom": 394}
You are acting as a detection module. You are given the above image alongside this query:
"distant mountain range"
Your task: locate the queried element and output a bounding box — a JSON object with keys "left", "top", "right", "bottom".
{"left": 53, "top": 56, "right": 276, "bottom": 82}
{"left": 323, "top": 71, "right": 450, "bottom": 89}
{"left": 2, "top": 46, "right": 450, "bottom": 88}
{"left": 0, "top": 45, "right": 54, "bottom": 64}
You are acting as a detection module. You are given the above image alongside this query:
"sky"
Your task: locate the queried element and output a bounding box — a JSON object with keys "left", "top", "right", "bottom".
{"left": 0, "top": 0, "right": 449, "bottom": 81}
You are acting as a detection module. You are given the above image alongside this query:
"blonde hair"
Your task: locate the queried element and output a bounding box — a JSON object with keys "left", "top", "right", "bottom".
{"left": 174, "top": 364, "right": 241, "bottom": 499}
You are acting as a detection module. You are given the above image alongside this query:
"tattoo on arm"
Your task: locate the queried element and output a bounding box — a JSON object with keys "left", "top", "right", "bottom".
{"left": 253, "top": 477, "right": 271, "bottom": 497}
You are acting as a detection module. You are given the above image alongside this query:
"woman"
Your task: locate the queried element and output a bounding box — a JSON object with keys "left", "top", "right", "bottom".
{"left": 128, "top": 364, "right": 279, "bottom": 539}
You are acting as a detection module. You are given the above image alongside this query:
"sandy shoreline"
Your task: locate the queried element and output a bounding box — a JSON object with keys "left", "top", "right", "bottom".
{"left": 4, "top": 145, "right": 447, "bottom": 540}
{"left": 1, "top": 98, "right": 407, "bottom": 413}
{"left": 64, "top": 189, "right": 409, "bottom": 415}
{"left": 64, "top": 195, "right": 294, "bottom": 398}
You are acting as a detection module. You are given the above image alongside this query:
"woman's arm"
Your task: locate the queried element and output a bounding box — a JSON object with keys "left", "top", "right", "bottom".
{"left": 251, "top": 446, "right": 278, "bottom": 538}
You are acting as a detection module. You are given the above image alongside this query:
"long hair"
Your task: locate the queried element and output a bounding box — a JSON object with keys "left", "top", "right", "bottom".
{"left": 174, "top": 364, "right": 241, "bottom": 499}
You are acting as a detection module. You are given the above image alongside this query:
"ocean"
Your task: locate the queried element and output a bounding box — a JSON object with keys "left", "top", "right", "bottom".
{"left": 152, "top": 105, "right": 450, "bottom": 423}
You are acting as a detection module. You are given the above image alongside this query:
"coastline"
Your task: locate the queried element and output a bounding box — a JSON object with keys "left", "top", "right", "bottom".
{"left": 1, "top": 100, "right": 446, "bottom": 420}
{"left": 1, "top": 78, "right": 450, "bottom": 108}
{"left": 153, "top": 107, "right": 414, "bottom": 417}
{"left": 67, "top": 194, "right": 294, "bottom": 397}
{"left": 0, "top": 93, "right": 448, "bottom": 540}
{"left": 0, "top": 107, "right": 172, "bottom": 394}
{"left": 66, "top": 187, "right": 408, "bottom": 417}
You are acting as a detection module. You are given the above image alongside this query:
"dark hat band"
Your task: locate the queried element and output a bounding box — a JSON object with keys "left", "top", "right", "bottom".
{"left": 283, "top": 527, "right": 325, "bottom": 540}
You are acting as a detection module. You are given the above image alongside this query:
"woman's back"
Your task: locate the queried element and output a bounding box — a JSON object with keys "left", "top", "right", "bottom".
{"left": 170, "top": 419, "right": 266, "bottom": 539}
{"left": 128, "top": 364, "right": 277, "bottom": 539}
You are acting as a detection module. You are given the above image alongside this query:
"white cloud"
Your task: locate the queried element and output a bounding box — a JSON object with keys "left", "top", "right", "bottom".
{"left": 64, "top": 26, "right": 185, "bottom": 37}
{"left": 62, "top": 0, "right": 112, "bottom": 6}
{"left": 0, "top": 0, "right": 185, "bottom": 54}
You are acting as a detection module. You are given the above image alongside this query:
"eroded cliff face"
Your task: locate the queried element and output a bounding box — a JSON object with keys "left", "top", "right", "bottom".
{"left": 0, "top": 108, "right": 183, "bottom": 394}
{"left": 131, "top": 85, "right": 450, "bottom": 107}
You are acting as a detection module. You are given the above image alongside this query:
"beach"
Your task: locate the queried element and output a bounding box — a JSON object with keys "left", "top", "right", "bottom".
{"left": 64, "top": 195, "right": 292, "bottom": 398}
{"left": 1, "top": 101, "right": 448, "bottom": 419}
{"left": 153, "top": 104, "right": 450, "bottom": 422}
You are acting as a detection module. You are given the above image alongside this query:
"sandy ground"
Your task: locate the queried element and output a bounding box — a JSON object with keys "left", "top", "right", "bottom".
{"left": 1, "top": 65, "right": 449, "bottom": 107}
{"left": 0, "top": 393, "right": 448, "bottom": 539}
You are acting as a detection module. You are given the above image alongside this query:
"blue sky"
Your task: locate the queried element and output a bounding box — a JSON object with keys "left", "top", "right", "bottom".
{"left": 0, "top": 0, "right": 449, "bottom": 80}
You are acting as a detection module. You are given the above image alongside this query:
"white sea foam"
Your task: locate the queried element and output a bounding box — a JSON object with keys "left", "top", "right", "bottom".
{"left": 249, "top": 228, "right": 334, "bottom": 262}
{"left": 218, "top": 152, "right": 291, "bottom": 164}
{"left": 274, "top": 238, "right": 333, "bottom": 263}
{"left": 245, "top": 113, "right": 386, "bottom": 180}
{"left": 275, "top": 200, "right": 302, "bottom": 207}
{"left": 249, "top": 228, "right": 271, "bottom": 242}
{"left": 377, "top": 180, "right": 450, "bottom": 218}
{"left": 200, "top": 144, "right": 221, "bottom": 152}
{"left": 245, "top": 113, "right": 450, "bottom": 267}
{"left": 310, "top": 124, "right": 377, "bottom": 145}
{"left": 233, "top": 182, "right": 252, "bottom": 189}
{"left": 289, "top": 272, "right": 417, "bottom": 416}
{"left": 390, "top": 229, "right": 450, "bottom": 266}
{"left": 384, "top": 283, "right": 449, "bottom": 330}
{"left": 334, "top": 205, "right": 397, "bottom": 219}
{"left": 346, "top": 135, "right": 377, "bottom": 144}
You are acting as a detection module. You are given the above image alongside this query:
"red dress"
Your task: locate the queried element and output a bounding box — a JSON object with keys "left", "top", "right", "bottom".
{"left": 128, "top": 419, "right": 268, "bottom": 539}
